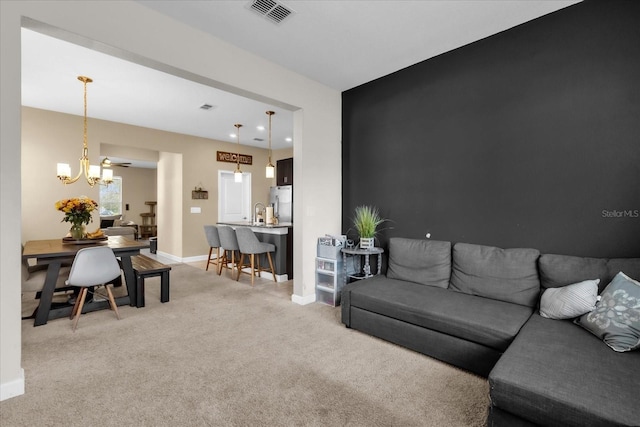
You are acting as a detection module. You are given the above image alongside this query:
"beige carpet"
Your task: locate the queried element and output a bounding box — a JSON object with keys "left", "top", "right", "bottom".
{"left": 2, "top": 263, "right": 489, "bottom": 426}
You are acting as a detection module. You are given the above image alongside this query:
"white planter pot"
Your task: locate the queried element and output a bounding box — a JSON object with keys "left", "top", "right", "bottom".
{"left": 359, "top": 237, "right": 375, "bottom": 250}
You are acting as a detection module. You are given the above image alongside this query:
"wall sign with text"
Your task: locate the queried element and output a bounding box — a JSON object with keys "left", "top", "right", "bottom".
{"left": 217, "top": 151, "right": 253, "bottom": 165}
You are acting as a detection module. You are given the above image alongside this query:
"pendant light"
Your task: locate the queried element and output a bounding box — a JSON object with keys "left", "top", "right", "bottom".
{"left": 56, "top": 76, "right": 113, "bottom": 186}
{"left": 234, "top": 123, "right": 243, "bottom": 183}
{"left": 265, "top": 111, "right": 275, "bottom": 178}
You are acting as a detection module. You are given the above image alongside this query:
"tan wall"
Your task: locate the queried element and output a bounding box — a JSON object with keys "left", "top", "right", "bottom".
{"left": 158, "top": 152, "right": 183, "bottom": 257}
{"left": 101, "top": 143, "right": 159, "bottom": 163}
{"left": 273, "top": 147, "right": 294, "bottom": 162}
{"left": 21, "top": 107, "right": 277, "bottom": 258}
{"left": 108, "top": 165, "right": 157, "bottom": 224}
{"left": 21, "top": 107, "right": 101, "bottom": 239}
{"left": 21, "top": 107, "right": 156, "bottom": 237}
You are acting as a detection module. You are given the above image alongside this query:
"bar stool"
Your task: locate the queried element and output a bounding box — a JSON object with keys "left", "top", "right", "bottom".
{"left": 204, "top": 225, "right": 222, "bottom": 274}
{"left": 217, "top": 226, "right": 242, "bottom": 277}
{"left": 235, "top": 227, "right": 277, "bottom": 286}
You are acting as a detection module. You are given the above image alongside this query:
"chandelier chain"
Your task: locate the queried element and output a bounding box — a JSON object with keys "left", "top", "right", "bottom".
{"left": 56, "top": 75, "right": 111, "bottom": 187}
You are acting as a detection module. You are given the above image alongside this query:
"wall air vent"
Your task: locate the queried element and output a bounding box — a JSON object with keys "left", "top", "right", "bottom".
{"left": 246, "top": 0, "right": 295, "bottom": 25}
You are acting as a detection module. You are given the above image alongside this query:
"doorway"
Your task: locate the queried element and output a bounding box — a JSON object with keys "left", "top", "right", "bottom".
{"left": 218, "top": 171, "right": 252, "bottom": 223}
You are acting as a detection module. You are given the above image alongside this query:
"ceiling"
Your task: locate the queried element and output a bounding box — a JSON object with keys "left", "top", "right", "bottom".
{"left": 21, "top": 0, "right": 580, "bottom": 165}
{"left": 21, "top": 28, "right": 295, "bottom": 157}
{"left": 138, "top": 0, "right": 580, "bottom": 91}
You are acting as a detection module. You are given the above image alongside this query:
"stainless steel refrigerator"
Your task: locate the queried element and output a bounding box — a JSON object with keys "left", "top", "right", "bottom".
{"left": 269, "top": 185, "right": 293, "bottom": 223}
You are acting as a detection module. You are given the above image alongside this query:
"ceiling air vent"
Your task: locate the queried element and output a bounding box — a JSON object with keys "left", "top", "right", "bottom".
{"left": 253, "top": 138, "right": 265, "bottom": 142}
{"left": 246, "top": 0, "right": 295, "bottom": 25}
{"left": 199, "top": 103, "right": 215, "bottom": 111}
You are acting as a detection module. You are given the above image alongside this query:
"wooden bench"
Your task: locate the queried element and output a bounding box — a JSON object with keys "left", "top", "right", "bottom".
{"left": 131, "top": 254, "right": 171, "bottom": 308}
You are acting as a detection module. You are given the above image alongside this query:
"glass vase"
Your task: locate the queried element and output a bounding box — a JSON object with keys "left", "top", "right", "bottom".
{"left": 70, "top": 222, "right": 85, "bottom": 240}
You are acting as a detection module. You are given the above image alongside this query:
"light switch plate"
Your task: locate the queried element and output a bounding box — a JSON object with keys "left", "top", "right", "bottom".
{"left": 190, "top": 207, "right": 201, "bottom": 214}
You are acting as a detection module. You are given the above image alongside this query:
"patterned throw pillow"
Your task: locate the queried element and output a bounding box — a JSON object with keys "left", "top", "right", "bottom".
{"left": 575, "top": 272, "right": 640, "bottom": 352}
{"left": 539, "top": 279, "right": 600, "bottom": 320}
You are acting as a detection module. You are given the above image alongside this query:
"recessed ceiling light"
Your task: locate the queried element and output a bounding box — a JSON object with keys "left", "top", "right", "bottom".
{"left": 230, "top": 133, "right": 237, "bottom": 138}
{"left": 285, "top": 137, "right": 292, "bottom": 142}
{"left": 257, "top": 125, "right": 265, "bottom": 131}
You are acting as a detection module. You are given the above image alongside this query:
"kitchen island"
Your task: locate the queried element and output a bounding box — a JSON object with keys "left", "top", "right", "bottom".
{"left": 216, "top": 222, "right": 293, "bottom": 281}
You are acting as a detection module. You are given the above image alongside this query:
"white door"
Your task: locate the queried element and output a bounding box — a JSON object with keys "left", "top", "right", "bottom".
{"left": 218, "top": 171, "right": 252, "bottom": 222}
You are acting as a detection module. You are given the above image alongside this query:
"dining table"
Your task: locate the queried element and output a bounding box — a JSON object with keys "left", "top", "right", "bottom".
{"left": 22, "top": 235, "right": 149, "bottom": 326}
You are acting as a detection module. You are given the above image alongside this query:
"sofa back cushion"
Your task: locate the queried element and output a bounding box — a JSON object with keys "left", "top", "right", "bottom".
{"left": 539, "top": 254, "right": 640, "bottom": 292}
{"left": 450, "top": 243, "right": 541, "bottom": 307}
{"left": 387, "top": 238, "right": 451, "bottom": 288}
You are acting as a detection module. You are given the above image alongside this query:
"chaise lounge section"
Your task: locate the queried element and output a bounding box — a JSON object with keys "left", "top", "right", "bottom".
{"left": 488, "top": 253, "right": 640, "bottom": 426}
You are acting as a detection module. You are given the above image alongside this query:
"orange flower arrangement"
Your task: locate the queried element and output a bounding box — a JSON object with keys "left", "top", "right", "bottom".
{"left": 55, "top": 196, "right": 98, "bottom": 226}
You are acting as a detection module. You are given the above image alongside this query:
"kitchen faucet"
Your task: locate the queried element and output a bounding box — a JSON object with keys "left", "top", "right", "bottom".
{"left": 253, "top": 202, "right": 265, "bottom": 225}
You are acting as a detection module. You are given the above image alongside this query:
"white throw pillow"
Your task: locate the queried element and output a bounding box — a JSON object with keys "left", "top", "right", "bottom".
{"left": 539, "top": 279, "right": 600, "bottom": 320}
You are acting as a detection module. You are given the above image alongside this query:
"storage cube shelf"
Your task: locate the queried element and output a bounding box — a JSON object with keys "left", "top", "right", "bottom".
{"left": 315, "top": 256, "right": 345, "bottom": 306}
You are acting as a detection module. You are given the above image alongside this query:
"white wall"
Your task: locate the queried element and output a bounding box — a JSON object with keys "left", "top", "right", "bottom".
{"left": 0, "top": 0, "right": 24, "bottom": 401}
{"left": 0, "top": 0, "right": 341, "bottom": 400}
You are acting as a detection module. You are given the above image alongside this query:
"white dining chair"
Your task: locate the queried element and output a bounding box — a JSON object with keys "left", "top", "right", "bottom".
{"left": 67, "top": 246, "right": 122, "bottom": 331}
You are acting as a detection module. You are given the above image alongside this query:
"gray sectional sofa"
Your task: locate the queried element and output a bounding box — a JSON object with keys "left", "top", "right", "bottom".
{"left": 341, "top": 237, "right": 640, "bottom": 426}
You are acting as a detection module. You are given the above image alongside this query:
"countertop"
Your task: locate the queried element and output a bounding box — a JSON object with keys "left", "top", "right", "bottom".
{"left": 216, "top": 221, "right": 292, "bottom": 235}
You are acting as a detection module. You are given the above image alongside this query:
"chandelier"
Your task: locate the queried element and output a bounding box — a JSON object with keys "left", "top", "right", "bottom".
{"left": 234, "top": 123, "right": 243, "bottom": 183}
{"left": 265, "top": 111, "right": 275, "bottom": 178}
{"left": 56, "top": 76, "right": 113, "bottom": 186}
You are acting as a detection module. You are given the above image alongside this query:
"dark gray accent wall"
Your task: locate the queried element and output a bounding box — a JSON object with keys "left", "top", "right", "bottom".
{"left": 342, "top": 0, "right": 640, "bottom": 258}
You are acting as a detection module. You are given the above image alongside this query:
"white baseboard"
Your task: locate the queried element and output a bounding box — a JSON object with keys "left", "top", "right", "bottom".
{"left": 181, "top": 254, "right": 209, "bottom": 263}
{"left": 257, "top": 270, "right": 288, "bottom": 282}
{"left": 291, "top": 293, "right": 316, "bottom": 305}
{"left": 0, "top": 369, "right": 24, "bottom": 401}
{"left": 156, "top": 250, "right": 183, "bottom": 263}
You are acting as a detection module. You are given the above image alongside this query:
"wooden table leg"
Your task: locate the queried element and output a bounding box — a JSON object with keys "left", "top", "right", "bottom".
{"left": 119, "top": 255, "right": 137, "bottom": 307}
{"left": 136, "top": 275, "right": 145, "bottom": 308}
{"left": 160, "top": 271, "right": 170, "bottom": 303}
{"left": 33, "top": 261, "right": 62, "bottom": 326}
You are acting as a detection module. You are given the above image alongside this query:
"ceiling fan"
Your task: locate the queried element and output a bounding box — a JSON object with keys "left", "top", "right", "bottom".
{"left": 101, "top": 157, "right": 132, "bottom": 168}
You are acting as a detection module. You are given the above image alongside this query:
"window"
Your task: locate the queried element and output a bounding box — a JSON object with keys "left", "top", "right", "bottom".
{"left": 99, "top": 176, "right": 122, "bottom": 216}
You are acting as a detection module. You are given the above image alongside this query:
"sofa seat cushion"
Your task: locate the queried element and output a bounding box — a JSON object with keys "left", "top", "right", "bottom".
{"left": 489, "top": 314, "right": 640, "bottom": 427}
{"left": 450, "top": 243, "right": 541, "bottom": 307}
{"left": 348, "top": 276, "right": 533, "bottom": 352}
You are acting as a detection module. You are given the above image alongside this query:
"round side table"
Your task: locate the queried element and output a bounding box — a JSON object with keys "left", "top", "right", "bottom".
{"left": 341, "top": 247, "right": 384, "bottom": 285}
